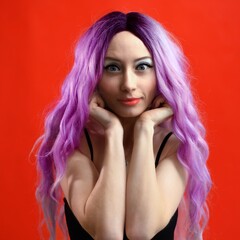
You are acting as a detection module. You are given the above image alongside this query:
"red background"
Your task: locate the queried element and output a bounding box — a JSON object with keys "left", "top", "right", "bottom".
{"left": 1, "top": 0, "right": 239, "bottom": 239}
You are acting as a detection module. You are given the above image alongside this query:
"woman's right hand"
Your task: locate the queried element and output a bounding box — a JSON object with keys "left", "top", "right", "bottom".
{"left": 89, "top": 92, "right": 122, "bottom": 131}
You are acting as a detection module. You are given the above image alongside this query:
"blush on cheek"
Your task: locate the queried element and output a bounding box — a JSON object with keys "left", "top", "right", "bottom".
{"left": 98, "top": 81, "right": 114, "bottom": 94}
{"left": 98, "top": 89, "right": 110, "bottom": 102}
{"left": 98, "top": 83, "right": 117, "bottom": 103}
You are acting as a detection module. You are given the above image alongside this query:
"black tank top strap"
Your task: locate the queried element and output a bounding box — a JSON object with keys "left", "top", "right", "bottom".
{"left": 84, "top": 128, "right": 93, "bottom": 161}
{"left": 155, "top": 132, "right": 173, "bottom": 167}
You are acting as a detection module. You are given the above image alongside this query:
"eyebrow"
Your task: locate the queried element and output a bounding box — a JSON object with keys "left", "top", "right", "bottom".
{"left": 104, "top": 56, "right": 152, "bottom": 62}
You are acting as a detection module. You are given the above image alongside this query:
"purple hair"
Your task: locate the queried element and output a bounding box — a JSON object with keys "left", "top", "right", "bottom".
{"left": 36, "top": 11, "right": 211, "bottom": 240}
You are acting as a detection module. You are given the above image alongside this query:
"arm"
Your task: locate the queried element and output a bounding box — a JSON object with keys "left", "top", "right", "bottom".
{"left": 61, "top": 94, "right": 126, "bottom": 239}
{"left": 125, "top": 97, "right": 188, "bottom": 239}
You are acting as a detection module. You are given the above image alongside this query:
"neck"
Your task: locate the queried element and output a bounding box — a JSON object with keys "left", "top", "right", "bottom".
{"left": 118, "top": 116, "right": 138, "bottom": 160}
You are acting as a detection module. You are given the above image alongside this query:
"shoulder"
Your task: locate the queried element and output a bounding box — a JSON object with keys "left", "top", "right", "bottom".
{"left": 64, "top": 148, "right": 98, "bottom": 177}
{"left": 154, "top": 127, "right": 181, "bottom": 161}
{"left": 65, "top": 150, "right": 88, "bottom": 168}
{"left": 155, "top": 128, "right": 188, "bottom": 186}
{"left": 61, "top": 150, "right": 91, "bottom": 186}
{"left": 60, "top": 149, "right": 99, "bottom": 203}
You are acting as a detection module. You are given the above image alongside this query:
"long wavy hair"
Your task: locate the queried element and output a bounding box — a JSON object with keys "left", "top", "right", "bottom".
{"left": 35, "top": 11, "right": 211, "bottom": 240}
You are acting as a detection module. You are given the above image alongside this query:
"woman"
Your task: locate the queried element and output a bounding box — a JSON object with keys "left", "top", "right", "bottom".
{"left": 36, "top": 11, "right": 211, "bottom": 240}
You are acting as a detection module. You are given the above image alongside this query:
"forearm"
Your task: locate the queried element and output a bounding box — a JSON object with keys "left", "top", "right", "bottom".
{"left": 84, "top": 127, "right": 126, "bottom": 239}
{"left": 126, "top": 123, "right": 163, "bottom": 237}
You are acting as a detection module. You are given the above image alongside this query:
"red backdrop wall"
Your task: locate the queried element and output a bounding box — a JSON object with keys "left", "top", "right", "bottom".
{"left": 1, "top": 0, "right": 239, "bottom": 239}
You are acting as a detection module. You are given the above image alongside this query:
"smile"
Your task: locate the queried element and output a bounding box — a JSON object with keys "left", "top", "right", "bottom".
{"left": 119, "top": 98, "right": 141, "bottom": 106}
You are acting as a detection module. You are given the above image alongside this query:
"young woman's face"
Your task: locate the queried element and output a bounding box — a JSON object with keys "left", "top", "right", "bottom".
{"left": 98, "top": 31, "right": 157, "bottom": 118}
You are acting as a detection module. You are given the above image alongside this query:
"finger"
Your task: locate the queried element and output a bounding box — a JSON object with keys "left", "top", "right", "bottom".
{"left": 96, "top": 95, "right": 105, "bottom": 108}
{"left": 90, "top": 92, "right": 105, "bottom": 108}
{"left": 152, "top": 106, "right": 173, "bottom": 124}
{"left": 152, "top": 96, "right": 165, "bottom": 108}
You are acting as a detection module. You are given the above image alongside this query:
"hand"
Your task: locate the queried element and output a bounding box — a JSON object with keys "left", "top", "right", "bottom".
{"left": 89, "top": 92, "right": 122, "bottom": 130}
{"left": 136, "top": 95, "right": 173, "bottom": 127}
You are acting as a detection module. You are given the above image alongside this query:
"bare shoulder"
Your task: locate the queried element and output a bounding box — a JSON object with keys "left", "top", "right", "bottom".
{"left": 155, "top": 128, "right": 188, "bottom": 183}
{"left": 154, "top": 127, "right": 180, "bottom": 161}
{"left": 60, "top": 149, "right": 99, "bottom": 203}
{"left": 154, "top": 129, "right": 188, "bottom": 222}
{"left": 64, "top": 150, "right": 90, "bottom": 174}
{"left": 164, "top": 132, "right": 180, "bottom": 156}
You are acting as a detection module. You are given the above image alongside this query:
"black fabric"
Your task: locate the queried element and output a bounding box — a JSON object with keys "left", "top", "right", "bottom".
{"left": 84, "top": 128, "right": 94, "bottom": 161}
{"left": 64, "top": 131, "right": 178, "bottom": 240}
{"left": 155, "top": 132, "right": 173, "bottom": 167}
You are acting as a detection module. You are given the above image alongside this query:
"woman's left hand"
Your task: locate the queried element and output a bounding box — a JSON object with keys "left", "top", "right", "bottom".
{"left": 136, "top": 95, "right": 173, "bottom": 127}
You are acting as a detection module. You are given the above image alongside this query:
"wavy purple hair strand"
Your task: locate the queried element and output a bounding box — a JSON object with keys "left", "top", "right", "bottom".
{"left": 35, "top": 11, "right": 211, "bottom": 240}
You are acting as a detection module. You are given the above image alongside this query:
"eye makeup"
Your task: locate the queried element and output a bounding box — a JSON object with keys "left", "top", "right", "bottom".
{"left": 103, "top": 57, "right": 154, "bottom": 71}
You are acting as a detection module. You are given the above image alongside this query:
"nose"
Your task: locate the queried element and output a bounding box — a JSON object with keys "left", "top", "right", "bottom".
{"left": 120, "top": 69, "right": 137, "bottom": 92}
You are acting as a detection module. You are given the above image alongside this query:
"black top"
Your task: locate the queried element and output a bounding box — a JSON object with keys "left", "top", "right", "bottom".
{"left": 64, "top": 130, "right": 178, "bottom": 240}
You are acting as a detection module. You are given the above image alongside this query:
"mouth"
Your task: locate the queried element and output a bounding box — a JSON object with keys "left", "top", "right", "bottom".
{"left": 118, "top": 98, "right": 141, "bottom": 106}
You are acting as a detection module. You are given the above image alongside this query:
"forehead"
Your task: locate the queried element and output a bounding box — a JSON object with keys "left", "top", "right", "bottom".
{"left": 105, "top": 31, "right": 151, "bottom": 60}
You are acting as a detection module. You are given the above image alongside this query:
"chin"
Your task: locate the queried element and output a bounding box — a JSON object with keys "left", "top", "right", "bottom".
{"left": 114, "top": 108, "right": 146, "bottom": 119}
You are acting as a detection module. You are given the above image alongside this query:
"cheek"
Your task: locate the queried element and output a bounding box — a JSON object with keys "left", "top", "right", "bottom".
{"left": 142, "top": 78, "right": 158, "bottom": 97}
{"left": 98, "top": 79, "right": 111, "bottom": 93}
{"left": 97, "top": 80, "right": 117, "bottom": 101}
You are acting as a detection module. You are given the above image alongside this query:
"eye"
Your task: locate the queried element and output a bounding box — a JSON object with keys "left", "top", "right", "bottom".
{"left": 136, "top": 63, "right": 153, "bottom": 71}
{"left": 104, "top": 64, "right": 120, "bottom": 73}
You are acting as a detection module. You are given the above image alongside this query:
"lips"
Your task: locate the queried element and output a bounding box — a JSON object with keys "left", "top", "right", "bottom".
{"left": 119, "top": 98, "right": 141, "bottom": 106}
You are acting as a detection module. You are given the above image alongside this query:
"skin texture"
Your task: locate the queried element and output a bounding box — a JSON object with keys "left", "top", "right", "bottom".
{"left": 98, "top": 31, "right": 157, "bottom": 119}
{"left": 60, "top": 31, "right": 188, "bottom": 239}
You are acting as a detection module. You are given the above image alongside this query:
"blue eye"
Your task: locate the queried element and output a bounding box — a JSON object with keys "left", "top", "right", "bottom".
{"left": 136, "top": 63, "right": 153, "bottom": 71}
{"left": 104, "top": 64, "right": 120, "bottom": 72}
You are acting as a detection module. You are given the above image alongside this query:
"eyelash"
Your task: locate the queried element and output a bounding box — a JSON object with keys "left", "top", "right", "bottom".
{"left": 136, "top": 63, "right": 153, "bottom": 71}
{"left": 104, "top": 63, "right": 153, "bottom": 72}
{"left": 104, "top": 64, "right": 120, "bottom": 72}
